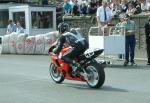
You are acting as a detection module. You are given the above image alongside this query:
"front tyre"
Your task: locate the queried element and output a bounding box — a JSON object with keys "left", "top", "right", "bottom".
{"left": 85, "top": 62, "right": 105, "bottom": 88}
{"left": 49, "top": 63, "right": 64, "bottom": 83}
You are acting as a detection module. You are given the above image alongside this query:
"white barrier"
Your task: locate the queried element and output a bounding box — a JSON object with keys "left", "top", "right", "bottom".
{"left": 44, "top": 31, "right": 58, "bottom": 54}
{"left": 9, "top": 32, "right": 19, "bottom": 54}
{"left": 88, "top": 26, "right": 125, "bottom": 62}
{"left": 24, "top": 36, "right": 36, "bottom": 54}
{"left": 35, "top": 34, "right": 45, "bottom": 54}
{"left": 1, "top": 35, "right": 10, "bottom": 54}
{"left": 17, "top": 33, "right": 28, "bottom": 54}
{"left": 1, "top": 31, "right": 58, "bottom": 55}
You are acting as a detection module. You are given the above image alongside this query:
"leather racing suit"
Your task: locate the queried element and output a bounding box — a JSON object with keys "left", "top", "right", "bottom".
{"left": 54, "top": 31, "right": 89, "bottom": 67}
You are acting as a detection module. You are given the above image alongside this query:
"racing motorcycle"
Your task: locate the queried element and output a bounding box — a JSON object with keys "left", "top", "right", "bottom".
{"left": 48, "top": 29, "right": 105, "bottom": 88}
{"left": 48, "top": 44, "right": 106, "bottom": 88}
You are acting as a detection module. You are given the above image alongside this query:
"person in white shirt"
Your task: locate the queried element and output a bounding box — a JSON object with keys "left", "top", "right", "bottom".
{"left": 126, "top": 3, "right": 136, "bottom": 16}
{"left": 141, "top": 0, "right": 147, "bottom": 11}
{"left": 146, "top": 0, "right": 150, "bottom": 11}
{"left": 16, "top": 21, "right": 24, "bottom": 33}
{"left": 69, "top": 0, "right": 75, "bottom": 8}
{"left": 96, "top": 0, "right": 113, "bottom": 27}
{"left": 96, "top": 0, "right": 113, "bottom": 35}
{"left": 6, "top": 20, "right": 16, "bottom": 35}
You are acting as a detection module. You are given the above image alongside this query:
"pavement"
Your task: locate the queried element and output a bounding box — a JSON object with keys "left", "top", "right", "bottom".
{"left": 0, "top": 54, "right": 150, "bottom": 103}
{"left": 0, "top": 41, "right": 149, "bottom": 103}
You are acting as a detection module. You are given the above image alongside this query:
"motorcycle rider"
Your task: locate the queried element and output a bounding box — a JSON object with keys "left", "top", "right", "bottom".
{"left": 53, "top": 22, "right": 89, "bottom": 73}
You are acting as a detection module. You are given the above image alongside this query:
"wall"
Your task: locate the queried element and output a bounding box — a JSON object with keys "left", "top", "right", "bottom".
{"left": 63, "top": 15, "right": 96, "bottom": 38}
{"left": 63, "top": 13, "right": 150, "bottom": 52}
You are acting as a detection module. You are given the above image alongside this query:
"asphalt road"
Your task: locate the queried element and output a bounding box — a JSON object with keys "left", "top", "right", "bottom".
{"left": 0, "top": 54, "right": 150, "bottom": 103}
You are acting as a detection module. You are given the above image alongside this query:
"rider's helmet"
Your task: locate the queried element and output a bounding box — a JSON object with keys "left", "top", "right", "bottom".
{"left": 58, "top": 22, "right": 70, "bottom": 34}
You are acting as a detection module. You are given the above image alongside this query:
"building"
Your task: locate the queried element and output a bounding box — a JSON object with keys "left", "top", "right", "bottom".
{"left": 0, "top": 0, "right": 55, "bottom": 4}
{"left": 0, "top": 0, "right": 56, "bottom": 37}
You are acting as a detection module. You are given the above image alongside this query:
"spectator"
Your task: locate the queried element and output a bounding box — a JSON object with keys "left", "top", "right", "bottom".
{"left": 69, "top": 0, "right": 75, "bottom": 8}
{"left": 144, "top": 16, "right": 150, "bottom": 65}
{"left": 146, "top": 0, "right": 150, "bottom": 11}
{"left": 80, "top": 2, "right": 88, "bottom": 15}
{"left": 72, "top": 0, "right": 80, "bottom": 16}
{"left": 141, "top": 0, "right": 147, "bottom": 11}
{"left": 16, "top": 21, "right": 24, "bottom": 33}
{"left": 87, "top": 0, "right": 97, "bottom": 15}
{"left": 122, "top": 14, "right": 137, "bottom": 66}
{"left": 120, "top": 0, "right": 128, "bottom": 13}
{"left": 63, "top": 0, "right": 72, "bottom": 15}
{"left": 81, "top": 0, "right": 88, "bottom": 5}
{"left": 107, "top": 1, "right": 112, "bottom": 9}
{"left": 111, "top": 2, "right": 122, "bottom": 17}
{"left": 126, "top": 3, "right": 136, "bottom": 16}
{"left": 56, "top": 2, "right": 63, "bottom": 17}
{"left": 116, "top": 13, "right": 126, "bottom": 59}
{"left": 96, "top": 0, "right": 113, "bottom": 27}
{"left": 131, "top": 0, "right": 142, "bottom": 14}
{"left": 56, "top": 2, "right": 64, "bottom": 26}
{"left": 6, "top": 20, "right": 16, "bottom": 35}
{"left": 116, "top": 13, "right": 127, "bottom": 36}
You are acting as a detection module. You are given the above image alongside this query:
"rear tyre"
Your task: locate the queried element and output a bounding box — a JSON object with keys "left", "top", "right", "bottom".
{"left": 49, "top": 63, "right": 65, "bottom": 83}
{"left": 85, "top": 62, "right": 105, "bottom": 88}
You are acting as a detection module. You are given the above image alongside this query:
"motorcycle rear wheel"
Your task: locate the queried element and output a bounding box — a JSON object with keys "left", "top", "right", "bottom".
{"left": 85, "top": 62, "right": 105, "bottom": 88}
{"left": 49, "top": 63, "right": 65, "bottom": 83}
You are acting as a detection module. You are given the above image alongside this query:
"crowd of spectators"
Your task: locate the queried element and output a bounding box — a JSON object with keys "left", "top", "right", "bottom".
{"left": 56, "top": 0, "right": 99, "bottom": 17}
{"left": 56, "top": 0, "right": 150, "bottom": 66}
{"left": 56, "top": 0, "right": 150, "bottom": 18}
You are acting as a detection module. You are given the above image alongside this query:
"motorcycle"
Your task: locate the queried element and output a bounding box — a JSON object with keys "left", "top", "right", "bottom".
{"left": 48, "top": 29, "right": 106, "bottom": 88}
{"left": 48, "top": 43, "right": 106, "bottom": 88}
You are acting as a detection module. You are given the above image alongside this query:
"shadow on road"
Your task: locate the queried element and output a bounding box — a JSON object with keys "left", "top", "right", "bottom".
{"left": 62, "top": 83, "right": 128, "bottom": 92}
{"left": 106, "top": 65, "right": 150, "bottom": 70}
{"left": 100, "top": 85, "right": 128, "bottom": 92}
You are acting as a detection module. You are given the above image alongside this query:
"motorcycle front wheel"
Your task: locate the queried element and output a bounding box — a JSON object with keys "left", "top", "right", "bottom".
{"left": 49, "top": 63, "right": 65, "bottom": 83}
{"left": 85, "top": 62, "right": 105, "bottom": 88}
